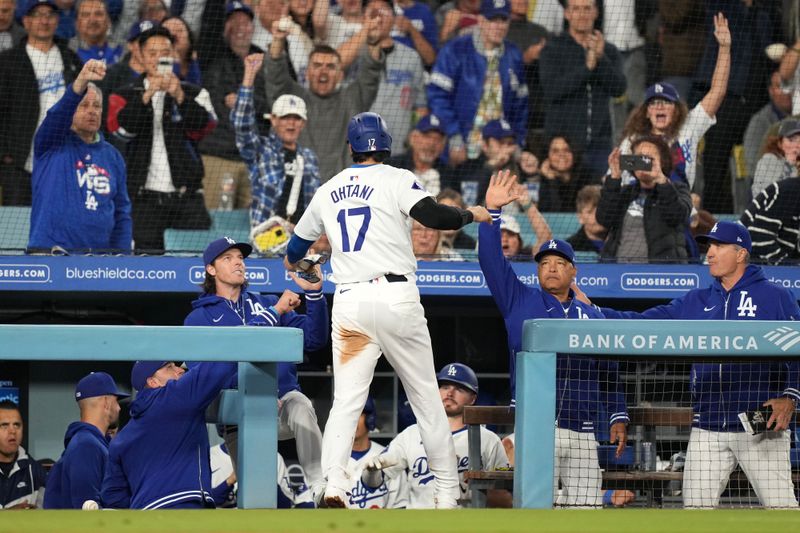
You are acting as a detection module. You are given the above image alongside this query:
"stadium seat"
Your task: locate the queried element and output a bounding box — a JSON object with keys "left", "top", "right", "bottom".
{"left": 543, "top": 212, "right": 580, "bottom": 240}
{"left": 164, "top": 228, "right": 249, "bottom": 255}
{"left": 715, "top": 213, "right": 740, "bottom": 223}
{"left": 0, "top": 206, "right": 32, "bottom": 253}
{"left": 575, "top": 251, "right": 599, "bottom": 262}
{"left": 210, "top": 209, "right": 250, "bottom": 234}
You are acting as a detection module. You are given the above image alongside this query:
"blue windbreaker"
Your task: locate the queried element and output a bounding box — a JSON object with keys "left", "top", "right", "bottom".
{"left": 44, "top": 422, "right": 109, "bottom": 509}
{"left": 183, "top": 290, "right": 329, "bottom": 397}
{"left": 28, "top": 86, "right": 132, "bottom": 252}
{"left": 100, "top": 363, "right": 236, "bottom": 509}
{"left": 602, "top": 265, "right": 800, "bottom": 431}
{"left": 427, "top": 33, "right": 528, "bottom": 146}
{"left": 478, "top": 211, "right": 628, "bottom": 431}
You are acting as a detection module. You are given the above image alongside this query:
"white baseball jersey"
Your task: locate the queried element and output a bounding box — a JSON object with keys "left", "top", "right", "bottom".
{"left": 380, "top": 425, "right": 509, "bottom": 508}
{"left": 346, "top": 441, "right": 407, "bottom": 509}
{"left": 293, "top": 163, "right": 432, "bottom": 283}
{"left": 209, "top": 446, "right": 314, "bottom": 508}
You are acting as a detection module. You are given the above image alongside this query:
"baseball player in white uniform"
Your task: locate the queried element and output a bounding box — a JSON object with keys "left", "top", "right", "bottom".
{"left": 361, "top": 364, "right": 509, "bottom": 508}
{"left": 284, "top": 112, "right": 490, "bottom": 508}
{"left": 209, "top": 443, "right": 315, "bottom": 508}
{"left": 346, "top": 398, "right": 407, "bottom": 509}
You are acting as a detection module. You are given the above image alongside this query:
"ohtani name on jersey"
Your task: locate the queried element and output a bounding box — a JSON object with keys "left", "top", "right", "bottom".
{"left": 330, "top": 183, "right": 374, "bottom": 203}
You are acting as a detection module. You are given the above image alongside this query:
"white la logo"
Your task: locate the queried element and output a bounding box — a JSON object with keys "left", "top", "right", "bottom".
{"left": 548, "top": 240, "right": 558, "bottom": 249}
{"left": 501, "top": 119, "right": 511, "bottom": 130}
{"left": 737, "top": 290, "right": 757, "bottom": 318}
{"left": 494, "top": 0, "right": 504, "bottom": 7}
{"left": 655, "top": 84, "right": 663, "bottom": 93}
{"left": 710, "top": 223, "right": 719, "bottom": 234}
{"left": 430, "top": 116, "right": 440, "bottom": 126}
{"left": 225, "top": 236, "right": 236, "bottom": 245}
{"left": 447, "top": 365, "right": 457, "bottom": 376}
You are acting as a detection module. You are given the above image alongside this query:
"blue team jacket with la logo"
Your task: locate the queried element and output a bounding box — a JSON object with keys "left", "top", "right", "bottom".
{"left": 478, "top": 216, "right": 629, "bottom": 432}
{"left": 602, "top": 265, "right": 800, "bottom": 431}
{"left": 184, "top": 290, "right": 328, "bottom": 397}
{"left": 101, "top": 363, "right": 237, "bottom": 509}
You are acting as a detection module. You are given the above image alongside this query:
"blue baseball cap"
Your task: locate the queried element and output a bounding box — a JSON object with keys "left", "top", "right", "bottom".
{"left": 695, "top": 221, "right": 752, "bottom": 253}
{"left": 415, "top": 114, "right": 445, "bottom": 134}
{"left": 534, "top": 239, "right": 576, "bottom": 264}
{"left": 482, "top": 119, "right": 515, "bottom": 140}
{"left": 203, "top": 236, "right": 253, "bottom": 266}
{"left": 131, "top": 361, "right": 170, "bottom": 391}
{"left": 23, "top": 0, "right": 58, "bottom": 16}
{"left": 481, "top": 0, "right": 510, "bottom": 20}
{"left": 437, "top": 363, "right": 479, "bottom": 394}
{"left": 644, "top": 82, "right": 680, "bottom": 104}
{"left": 128, "top": 19, "right": 158, "bottom": 42}
{"left": 75, "top": 372, "right": 129, "bottom": 401}
{"left": 225, "top": 1, "right": 253, "bottom": 20}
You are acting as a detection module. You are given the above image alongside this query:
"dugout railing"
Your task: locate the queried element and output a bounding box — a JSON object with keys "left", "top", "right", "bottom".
{"left": 514, "top": 319, "right": 800, "bottom": 509}
{"left": 0, "top": 324, "right": 302, "bottom": 509}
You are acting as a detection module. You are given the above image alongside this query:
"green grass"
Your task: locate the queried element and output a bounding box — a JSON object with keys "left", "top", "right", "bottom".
{"left": 2, "top": 509, "right": 798, "bottom": 533}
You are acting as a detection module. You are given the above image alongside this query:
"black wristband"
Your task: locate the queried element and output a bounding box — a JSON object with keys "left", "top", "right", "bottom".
{"left": 461, "top": 209, "right": 474, "bottom": 227}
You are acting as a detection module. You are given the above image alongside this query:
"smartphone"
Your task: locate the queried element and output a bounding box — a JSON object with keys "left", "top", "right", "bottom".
{"left": 157, "top": 57, "right": 173, "bottom": 75}
{"left": 620, "top": 154, "right": 653, "bottom": 172}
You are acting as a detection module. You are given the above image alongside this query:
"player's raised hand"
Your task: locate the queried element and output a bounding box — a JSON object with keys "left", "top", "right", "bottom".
{"left": 484, "top": 169, "right": 521, "bottom": 209}
{"left": 289, "top": 264, "right": 323, "bottom": 292}
{"left": 274, "top": 289, "right": 302, "bottom": 314}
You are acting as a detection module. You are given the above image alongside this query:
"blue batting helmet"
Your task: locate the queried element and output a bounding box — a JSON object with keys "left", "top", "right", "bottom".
{"left": 436, "top": 363, "right": 478, "bottom": 395}
{"left": 347, "top": 112, "right": 392, "bottom": 153}
{"left": 363, "top": 396, "right": 377, "bottom": 431}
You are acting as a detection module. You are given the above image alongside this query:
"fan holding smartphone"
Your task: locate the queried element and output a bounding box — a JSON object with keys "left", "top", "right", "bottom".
{"left": 595, "top": 135, "right": 692, "bottom": 262}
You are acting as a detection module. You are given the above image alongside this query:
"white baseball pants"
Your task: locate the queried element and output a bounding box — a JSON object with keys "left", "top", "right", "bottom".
{"left": 278, "top": 390, "right": 324, "bottom": 491}
{"left": 321, "top": 277, "right": 460, "bottom": 507}
{"left": 683, "top": 428, "right": 798, "bottom": 508}
{"left": 554, "top": 427, "right": 603, "bottom": 508}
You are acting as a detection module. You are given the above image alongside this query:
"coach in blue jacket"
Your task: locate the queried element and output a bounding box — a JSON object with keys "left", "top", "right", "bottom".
{"left": 27, "top": 59, "right": 132, "bottom": 254}
{"left": 582, "top": 221, "right": 800, "bottom": 509}
{"left": 184, "top": 237, "right": 329, "bottom": 499}
{"left": 479, "top": 170, "right": 628, "bottom": 507}
{"left": 44, "top": 372, "right": 128, "bottom": 509}
{"left": 100, "top": 360, "right": 237, "bottom": 509}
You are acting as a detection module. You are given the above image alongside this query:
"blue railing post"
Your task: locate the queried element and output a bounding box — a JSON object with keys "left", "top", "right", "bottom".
{"left": 237, "top": 362, "right": 278, "bottom": 508}
{"left": 514, "top": 349, "right": 556, "bottom": 509}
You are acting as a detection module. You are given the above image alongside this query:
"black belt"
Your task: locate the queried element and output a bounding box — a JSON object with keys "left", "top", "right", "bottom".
{"left": 137, "top": 189, "right": 177, "bottom": 200}
{"left": 385, "top": 274, "right": 407, "bottom": 283}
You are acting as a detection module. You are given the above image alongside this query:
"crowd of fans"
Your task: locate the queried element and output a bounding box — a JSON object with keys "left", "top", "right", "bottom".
{"left": 1, "top": 0, "right": 799, "bottom": 262}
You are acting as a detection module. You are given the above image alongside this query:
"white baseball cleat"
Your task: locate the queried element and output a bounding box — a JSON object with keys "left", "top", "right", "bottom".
{"left": 81, "top": 500, "right": 100, "bottom": 510}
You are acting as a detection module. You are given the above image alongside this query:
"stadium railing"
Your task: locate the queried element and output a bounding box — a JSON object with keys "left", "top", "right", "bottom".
{"left": 0, "top": 324, "right": 302, "bottom": 509}
{"left": 513, "top": 319, "right": 800, "bottom": 509}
